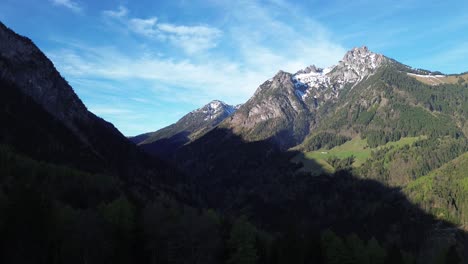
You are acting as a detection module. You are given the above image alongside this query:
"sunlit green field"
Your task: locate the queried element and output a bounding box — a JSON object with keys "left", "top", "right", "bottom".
{"left": 293, "top": 136, "right": 425, "bottom": 175}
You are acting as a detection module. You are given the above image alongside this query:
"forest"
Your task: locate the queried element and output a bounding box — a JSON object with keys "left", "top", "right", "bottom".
{"left": 0, "top": 144, "right": 463, "bottom": 264}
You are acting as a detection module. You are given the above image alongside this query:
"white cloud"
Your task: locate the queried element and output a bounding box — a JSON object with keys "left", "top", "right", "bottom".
{"left": 221, "top": 0, "right": 346, "bottom": 73}
{"left": 50, "top": 1, "right": 347, "bottom": 103}
{"left": 48, "top": 45, "right": 260, "bottom": 104}
{"left": 128, "top": 17, "right": 159, "bottom": 37}
{"left": 103, "top": 6, "right": 222, "bottom": 54}
{"left": 50, "top": 0, "right": 82, "bottom": 13}
{"left": 158, "top": 23, "right": 222, "bottom": 54}
{"left": 102, "top": 5, "right": 128, "bottom": 18}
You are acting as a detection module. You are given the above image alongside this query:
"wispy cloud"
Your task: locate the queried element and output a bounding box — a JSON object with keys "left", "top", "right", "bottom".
{"left": 102, "top": 5, "right": 128, "bottom": 18}
{"left": 128, "top": 17, "right": 159, "bottom": 37}
{"left": 221, "top": 0, "right": 346, "bottom": 72}
{"left": 103, "top": 7, "right": 222, "bottom": 54}
{"left": 158, "top": 23, "right": 222, "bottom": 54}
{"left": 50, "top": 1, "right": 347, "bottom": 135}
{"left": 48, "top": 44, "right": 262, "bottom": 104}
{"left": 50, "top": 0, "right": 82, "bottom": 13}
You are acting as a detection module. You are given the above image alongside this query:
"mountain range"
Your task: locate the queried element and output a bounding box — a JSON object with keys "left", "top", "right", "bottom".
{"left": 1, "top": 20, "right": 468, "bottom": 264}
{"left": 136, "top": 46, "right": 467, "bottom": 156}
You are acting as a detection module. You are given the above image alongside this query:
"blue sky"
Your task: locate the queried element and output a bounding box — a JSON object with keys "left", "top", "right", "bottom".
{"left": 1, "top": 0, "right": 467, "bottom": 136}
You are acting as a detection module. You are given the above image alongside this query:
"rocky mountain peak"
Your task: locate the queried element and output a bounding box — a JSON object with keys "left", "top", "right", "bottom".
{"left": 222, "top": 46, "right": 391, "bottom": 149}
{"left": 341, "top": 45, "right": 385, "bottom": 70}
{"left": 342, "top": 46, "right": 370, "bottom": 62}
{"left": 192, "top": 100, "right": 237, "bottom": 121}
{"left": 329, "top": 46, "right": 386, "bottom": 86}
{"left": 272, "top": 70, "right": 293, "bottom": 82}
{"left": 296, "top": 65, "right": 319, "bottom": 75}
{"left": 290, "top": 46, "right": 388, "bottom": 103}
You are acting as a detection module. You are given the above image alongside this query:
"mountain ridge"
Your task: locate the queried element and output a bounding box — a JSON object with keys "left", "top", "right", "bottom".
{"left": 136, "top": 45, "right": 468, "bottom": 153}
{"left": 131, "top": 99, "right": 240, "bottom": 157}
{"left": 0, "top": 21, "right": 184, "bottom": 190}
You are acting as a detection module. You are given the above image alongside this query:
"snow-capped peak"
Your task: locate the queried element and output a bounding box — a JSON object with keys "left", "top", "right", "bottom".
{"left": 291, "top": 46, "right": 386, "bottom": 103}
{"left": 189, "top": 100, "right": 238, "bottom": 121}
{"left": 209, "top": 100, "right": 224, "bottom": 111}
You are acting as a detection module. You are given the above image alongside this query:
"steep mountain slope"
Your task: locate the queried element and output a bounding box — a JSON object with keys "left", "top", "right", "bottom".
{"left": 0, "top": 21, "right": 181, "bottom": 188}
{"left": 140, "top": 46, "right": 467, "bottom": 155}
{"left": 162, "top": 47, "right": 468, "bottom": 261}
{"left": 0, "top": 21, "right": 242, "bottom": 264}
{"left": 300, "top": 66, "right": 467, "bottom": 155}
{"left": 135, "top": 47, "right": 389, "bottom": 151}
{"left": 225, "top": 71, "right": 312, "bottom": 149}
{"left": 133, "top": 100, "right": 239, "bottom": 157}
{"left": 222, "top": 46, "right": 468, "bottom": 153}
{"left": 220, "top": 46, "right": 390, "bottom": 149}
{"left": 405, "top": 152, "right": 468, "bottom": 226}
{"left": 171, "top": 45, "right": 468, "bottom": 222}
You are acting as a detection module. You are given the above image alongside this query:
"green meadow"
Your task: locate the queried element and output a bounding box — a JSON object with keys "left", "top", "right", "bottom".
{"left": 293, "top": 136, "right": 425, "bottom": 175}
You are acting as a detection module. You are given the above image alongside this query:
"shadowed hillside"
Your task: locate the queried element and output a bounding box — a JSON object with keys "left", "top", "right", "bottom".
{"left": 1, "top": 129, "right": 468, "bottom": 264}
{"left": 168, "top": 128, "right": 468, "bottom": 263}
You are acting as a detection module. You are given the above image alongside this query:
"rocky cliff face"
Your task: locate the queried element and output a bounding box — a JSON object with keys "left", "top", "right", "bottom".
{"left": 293, "top": 46, "right": 387, "bottom": 105}
{"left": 0, "top": 22, "right": 90, "bottom": 140}
{"left": 132, "top": 46, "right": 391, "bottom": 150}
{"left": 225, "top": 71, "right": 311, "bottom": 148}
{"left": 221, "top": 46, "right": 389, "bottom": 149}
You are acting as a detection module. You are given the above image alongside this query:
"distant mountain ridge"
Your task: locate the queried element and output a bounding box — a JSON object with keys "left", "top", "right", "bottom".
{"left": 131, "top": 100, "right": 240, "bottom": 157}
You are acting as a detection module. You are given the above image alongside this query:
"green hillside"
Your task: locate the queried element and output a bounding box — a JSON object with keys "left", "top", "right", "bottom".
{"left": 405, "top": 153, "right": 468, "bottom": 226}
{"left": 294, "top": 136, "right": 424, "bottom": 175}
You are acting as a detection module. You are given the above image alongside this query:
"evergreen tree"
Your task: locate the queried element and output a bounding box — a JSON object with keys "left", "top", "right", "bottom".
{"left": 445, "top": 245, "right": 460, "bottom": 264}
{"left": 366, "top": 237, "right": 386, "bottom": 264}
{"left": 345, "top": 233, "right": 366, "bottom": 264}
{"left": 321, "top": 230, "right": 353, "bottom": 264}
{"left": 385, "top": 245, "right": 403, "bottom": 264}
{"left": 228, "top": 216, "right": 258, "bottom": 264}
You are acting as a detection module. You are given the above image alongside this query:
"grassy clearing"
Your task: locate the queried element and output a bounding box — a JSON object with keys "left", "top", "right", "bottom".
{"left": 294, "top": 136, "right": 425, "bottom": 174}
{"left": 304, "top": 137, "right": 370, "bottom": 166}
{"left": 291, "top": 153, "right": 335, "bottom": 175}
{"left": 408, "top": 73, "right": 468, "bottom": 86}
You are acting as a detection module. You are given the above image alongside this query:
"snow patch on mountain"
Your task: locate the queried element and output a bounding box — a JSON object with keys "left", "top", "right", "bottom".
{"left": 407, "top": 73, "right": 445, "bottom": 78}
{"left": 191, "top": 100, "right": 237, "bottom": 121}
{"left": 291, "top": 46, "right": 386, "bottom": 103}
{"left": 292, "top": 66, "right": 335, "bottom": 100}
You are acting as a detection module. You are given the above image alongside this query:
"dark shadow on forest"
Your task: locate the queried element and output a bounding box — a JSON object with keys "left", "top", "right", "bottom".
{"left": 142, "top": 126, "right": 468, "bottom": 262}
{"left": 139, "top": 131, "right": 191, "bottom": 160}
